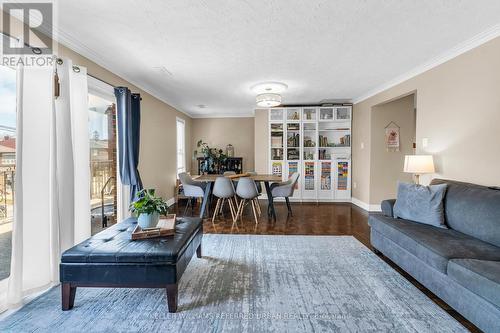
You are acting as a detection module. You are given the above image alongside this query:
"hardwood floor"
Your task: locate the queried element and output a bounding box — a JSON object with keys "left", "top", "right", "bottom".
{"left": 175, "top": 199, "right": 480, "bottom": 332}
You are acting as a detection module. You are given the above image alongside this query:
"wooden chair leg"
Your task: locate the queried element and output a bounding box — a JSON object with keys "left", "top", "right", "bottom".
{"left": 237, "top": 199, "right": 245, "bottom": 221}
{"left": 228, "top": 197, "right": 236, "bottom": 221}
{"left": 211, "top": 198, "right": 221, "bottom": 224}
{"left": 251, "top": 199, "right": 259, "bottom": 224}
{"left": 219, "top": 198, "right": 225, "bottom": 216}
{"left": 254, "top": 198, "right": 261, "bottom": 216}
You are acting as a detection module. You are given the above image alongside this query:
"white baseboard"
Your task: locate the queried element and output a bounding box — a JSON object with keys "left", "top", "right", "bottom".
{"left": 351, "top": 197, "right": 381, "bottom": 212}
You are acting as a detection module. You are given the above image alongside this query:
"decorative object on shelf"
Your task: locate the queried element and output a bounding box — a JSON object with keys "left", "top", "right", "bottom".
{"left": 195, "top": 140, "right": 228, "bottom": 174}
{"left": 129, "top": 189, "right": 169, "bottom": 229}
{"left": 272, "top": 162, "right": 283, "bottom": 176}
{"left": 251, "top": 81, "right": 288, "bottom": 107}
{"left": 226, "top": 144, "right": 234, "bottom": 157}
{"left": 403, "top": 155, "right": 435, "bottom": 185}
{"left": 321, "top": 162, "right": 332, "bottom": 190}
{"left": 385, "top": 121, "right": 400, "bottom": 152}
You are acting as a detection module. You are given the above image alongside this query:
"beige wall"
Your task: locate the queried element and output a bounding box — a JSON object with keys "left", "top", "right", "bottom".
{"left": 1, "top": 11, "right": 192, "bottom": 201}
{"left": 191, "top": 117, "right": 255, "bottom": 174}
{"left": 369, "top": 94, "right": 415, "bottom": 204}
{"left": 60, "top": 46, "right": 192, "bottom": 201}
{"left": 254, "top": 109, "right": 269, "bottom": 174}
{"left": 353, "top": 36, "right": 500, "bottom": 205}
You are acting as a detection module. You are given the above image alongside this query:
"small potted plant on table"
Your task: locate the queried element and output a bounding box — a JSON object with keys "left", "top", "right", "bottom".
{"left": 130, "top": 189, "right": 169, "bottom": 229}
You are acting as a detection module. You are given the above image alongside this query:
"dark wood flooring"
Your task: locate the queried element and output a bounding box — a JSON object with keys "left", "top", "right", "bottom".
{"left": 175, "top": 200, "right": 480, "bottom": 332}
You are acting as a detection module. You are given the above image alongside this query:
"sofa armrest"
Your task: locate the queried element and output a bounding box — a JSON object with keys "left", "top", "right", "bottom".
{"left": 381, "top": 199, "right": 396, "bottom": 217}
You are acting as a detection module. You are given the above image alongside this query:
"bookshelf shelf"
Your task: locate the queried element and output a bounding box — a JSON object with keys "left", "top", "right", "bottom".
{"left": 268, "top": 105, "right": 352, "bottom": 202}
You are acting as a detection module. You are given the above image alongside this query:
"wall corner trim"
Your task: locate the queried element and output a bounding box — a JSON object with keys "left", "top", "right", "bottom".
{"left": 351, "top": 197, "right": 382, "bottom": 212}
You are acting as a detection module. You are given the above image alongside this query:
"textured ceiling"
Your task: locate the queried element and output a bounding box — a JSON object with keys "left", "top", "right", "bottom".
{"left": 53, "top": 0, "right": 500, "bottom": 117}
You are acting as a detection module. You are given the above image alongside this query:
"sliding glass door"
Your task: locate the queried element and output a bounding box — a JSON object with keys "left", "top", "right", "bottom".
{"left": 88, "top": 93, "right": 117, "bottom": 235}
{"left": 0, "top": 66, "right": 16, "bottom": 282}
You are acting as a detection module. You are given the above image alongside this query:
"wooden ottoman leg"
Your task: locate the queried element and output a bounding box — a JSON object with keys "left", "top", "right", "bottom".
{"left": 62, "top": 283, "right": 77, "bottom": 311}
{"left": 166, "top": 283, "right": 178, "bottom": 313}
{"left": 196, "top": 243, "right": 202, "bottom": 258}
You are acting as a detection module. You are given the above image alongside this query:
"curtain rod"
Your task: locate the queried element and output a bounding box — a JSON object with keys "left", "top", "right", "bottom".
{"left": 87, "top": 73, "right": 117, "bottom": 88}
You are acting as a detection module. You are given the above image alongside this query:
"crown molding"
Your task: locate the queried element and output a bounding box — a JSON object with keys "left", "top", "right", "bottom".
{"left": 353, "top": 23, "right": 500, "bottom": 104}
{"left": 190, "top": 112, "right": 255, "bottom": 119}
{"left": 51, "top": 26, "right": 195, "bottom": 118}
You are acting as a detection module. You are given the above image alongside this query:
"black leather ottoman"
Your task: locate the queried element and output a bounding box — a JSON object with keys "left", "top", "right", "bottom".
{"left": 60, "top": 216, "right": 203, "bottom": 313}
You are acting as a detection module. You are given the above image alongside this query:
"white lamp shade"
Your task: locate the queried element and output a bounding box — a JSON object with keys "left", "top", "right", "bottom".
{"left": 404, "top": 155, "right": 435, "bottom": 174}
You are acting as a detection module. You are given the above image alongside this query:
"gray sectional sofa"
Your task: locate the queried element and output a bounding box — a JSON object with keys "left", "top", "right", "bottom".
{"left": 369, "top": 179, "right": 500, "bottom": 333}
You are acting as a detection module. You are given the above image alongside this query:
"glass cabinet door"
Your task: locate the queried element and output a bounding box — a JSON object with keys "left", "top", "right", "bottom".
{"left": 319, "top": 107, "right": 334, "bottom": 121}
{"left": 302, "top": 107, "right": 317, "bottom": 121}
{"left": 270, "top": 123, "right": 284, "bottom": 160}
{"left": 334, "top": 106, "right": 351, "bottom": 121}
{"left": 301, "top": 161, "right": 317, "bottom": 199}
{"left": 269, "top": 108, "right": 284, "bottom": 122}
{"left": 335, "top": 158, "right": 351, "bottom": 199}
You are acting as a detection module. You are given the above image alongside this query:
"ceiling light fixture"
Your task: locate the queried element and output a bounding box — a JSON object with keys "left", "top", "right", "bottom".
{"left": 256, "top": 93, "right": 282, "bottom": 107}
{"left": 252, "top": 81, "right": 287, "bottom": 107}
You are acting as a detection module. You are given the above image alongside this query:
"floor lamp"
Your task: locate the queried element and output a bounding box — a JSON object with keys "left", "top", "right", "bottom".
{"left": 403, "top": 155, "right": 435, "bottom": 185}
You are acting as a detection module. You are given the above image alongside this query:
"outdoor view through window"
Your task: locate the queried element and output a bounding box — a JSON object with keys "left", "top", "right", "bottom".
{"left": 0, "top": 65, "right": 16, "bottom": 281}
{"left": 88, "top": 93, "right": 117, "bottom": 236}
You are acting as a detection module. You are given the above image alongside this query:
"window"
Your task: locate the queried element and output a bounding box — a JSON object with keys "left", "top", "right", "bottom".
{"left": 88, "top": 77, "right": 118, "bottom": 235}
{"left": 176, "top": 118, "right": 186, "bottom": 175}
{"left": 0, "top": 65, "right": 16, "bottom": 281}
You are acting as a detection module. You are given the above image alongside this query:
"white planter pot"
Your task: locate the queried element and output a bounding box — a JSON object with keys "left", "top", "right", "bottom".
{"left": 137, "top": 212, "right": 160, "bottom": 229}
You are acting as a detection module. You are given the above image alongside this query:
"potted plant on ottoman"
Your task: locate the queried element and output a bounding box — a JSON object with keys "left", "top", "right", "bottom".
{"left": 130, "top": 189, "right": 169, "bottom": 228}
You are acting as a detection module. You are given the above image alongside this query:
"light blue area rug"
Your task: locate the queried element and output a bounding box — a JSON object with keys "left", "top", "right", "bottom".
{"left": 0, "top": 235, "right": 465, "bottom": 332}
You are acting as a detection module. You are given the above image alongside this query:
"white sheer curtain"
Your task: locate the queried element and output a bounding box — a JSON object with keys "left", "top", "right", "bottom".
{"left": 2, "top": 59, "right": 90, "bottom": 310}
{"left": 55, "top": 59, "right": 91, "bottom": 249}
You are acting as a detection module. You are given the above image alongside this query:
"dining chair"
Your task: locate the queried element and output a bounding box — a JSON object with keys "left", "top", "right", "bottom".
{"left": 211, "top": 176, "right": 237, "bottom": 225}
{"left": 246, "top": 171, "right": 262, "bottom": 216}
{"left": 178, "top": 172, "right": 207, "bottom": 216}
{"left": 235, "top": 177, "right": 260, "bottom": 224}
{"left": 270, "top": 172, "right": 300, "bottom": 216}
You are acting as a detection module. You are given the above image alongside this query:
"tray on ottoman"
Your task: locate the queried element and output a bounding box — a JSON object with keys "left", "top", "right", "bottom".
{"left": 60, "top": 216, "right": 203, "bottom": 313}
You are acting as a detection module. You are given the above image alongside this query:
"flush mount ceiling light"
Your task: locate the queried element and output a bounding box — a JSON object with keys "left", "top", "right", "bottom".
{"left": 251, "top": 81, "right": 288, "bottom": 94}
{"left": 256, "top": 93, "right": 282, "bottom": 107}
{"left": 252, "top": 81, "right": 287, "bottom": 107}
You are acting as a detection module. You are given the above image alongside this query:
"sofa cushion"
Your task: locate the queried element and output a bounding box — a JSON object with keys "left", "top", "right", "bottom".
{"left": 447, "top": 259, "right": 500, "bottom": 308}
{"left": 369, "top": 214, "right": 500, "bottom": 273}
{"left": 393, "top": 182, "right": 447, "bottom": 228}
{"left": 61, "top": 217, "right": 202, "bottom": 264}
{"left": 431, "top": 179, "right": 500, "bottom": 247}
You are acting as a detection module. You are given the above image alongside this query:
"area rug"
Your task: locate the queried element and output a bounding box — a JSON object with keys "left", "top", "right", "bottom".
{"left": 0, "top": 235, "right": 465, "bottom": 332}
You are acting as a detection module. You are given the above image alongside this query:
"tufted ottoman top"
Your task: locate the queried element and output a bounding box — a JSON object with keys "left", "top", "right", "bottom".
{"left": 61, "top": 217, "right": 202, "bottom": 264}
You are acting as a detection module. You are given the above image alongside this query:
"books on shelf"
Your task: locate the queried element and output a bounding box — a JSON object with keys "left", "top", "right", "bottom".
{"left": 318, "top": 134, "right": 351, "bottom": 147}
{"left": 304, "top": 162, "right": 315, "bottom": 190}
{"left": 303, "top": 136, "right": 315, "bottom": 147}
{"left": 287, "top": 149, "right": 300, "bottom": 160}
{"left": 337, "top": 161, "right": 349, "bottom": 190}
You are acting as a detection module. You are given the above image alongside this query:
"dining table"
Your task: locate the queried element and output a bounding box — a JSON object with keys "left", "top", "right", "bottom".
{"left": 192, "top": 174, "right": 283, "bottom": 221}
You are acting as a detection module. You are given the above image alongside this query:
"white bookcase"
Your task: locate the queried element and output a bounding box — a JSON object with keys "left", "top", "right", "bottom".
{"left": 268, "top": 105, "right": 352, "bottom": 202}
